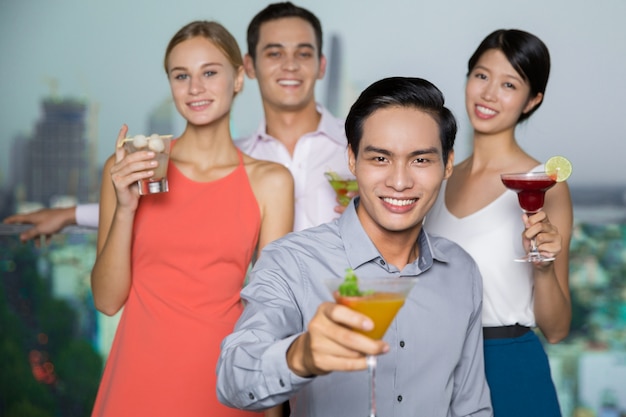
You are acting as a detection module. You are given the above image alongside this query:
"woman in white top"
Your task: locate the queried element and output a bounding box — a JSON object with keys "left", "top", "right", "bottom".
{"left": 426, "top": 29, "right": 572, "bottom": 417}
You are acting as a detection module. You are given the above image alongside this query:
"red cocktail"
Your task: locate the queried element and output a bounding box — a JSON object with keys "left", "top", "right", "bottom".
{"left": 501, "top": 172, "right": 557, "bottom": 262}
{"left": 500, "top": 173, "right": 556, "bottom": 213}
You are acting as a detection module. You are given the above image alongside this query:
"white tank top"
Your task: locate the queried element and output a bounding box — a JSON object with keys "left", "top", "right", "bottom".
{"left": 425, "top": 180, "right": 535, "bottom": 327}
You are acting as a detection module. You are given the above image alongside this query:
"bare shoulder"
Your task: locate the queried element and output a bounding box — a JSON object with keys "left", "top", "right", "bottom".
{"left": 546, "top": 180, "right": 572, "bottom": 208}
{"left": 242, "top": 154, "right": 293, "bottom": 190}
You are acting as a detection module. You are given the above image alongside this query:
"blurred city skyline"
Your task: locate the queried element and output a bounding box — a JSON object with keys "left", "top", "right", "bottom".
{"left": 1, "top": 0, "right": 626, "bottom": 187}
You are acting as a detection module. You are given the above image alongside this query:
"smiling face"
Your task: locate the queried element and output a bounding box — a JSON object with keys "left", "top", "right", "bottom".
{"left": 465, "top": 48, "right": 543, "bottom": 135}
{"left": 244, "top": 17, "right": 326, "bottom": 113}
{"left": 349, "top": 106, "right": 453, "bottom": 239}
{"left": 166, "top": 36, "right": 244, "bottom": 127}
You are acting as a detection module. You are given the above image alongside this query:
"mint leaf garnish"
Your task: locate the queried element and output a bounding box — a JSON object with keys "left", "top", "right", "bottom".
{"left": 338, "top": 268, "right": 362, "bottom": 296}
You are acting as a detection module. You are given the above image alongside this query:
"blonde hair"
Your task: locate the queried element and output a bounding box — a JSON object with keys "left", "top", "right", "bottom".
{"left": 164, "top": 21, "right": 243, "bottom": 74}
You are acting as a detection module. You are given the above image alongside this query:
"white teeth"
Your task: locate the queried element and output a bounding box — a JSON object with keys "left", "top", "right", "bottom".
{"left": 477, "top": 105, "right": 496, "bottom": 115}
{"left": 278, "top": 80, "right": 300, "bottom": 86}
{"left": 383, "top": 198, "right": 416, "bottom": 206}
{"left": 190, "top": 100, "right": 210, "bottom": 107}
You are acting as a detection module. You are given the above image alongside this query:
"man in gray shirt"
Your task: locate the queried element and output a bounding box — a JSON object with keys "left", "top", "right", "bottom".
{"left": 217, "top": 77, "right": 492, "bottom": 417}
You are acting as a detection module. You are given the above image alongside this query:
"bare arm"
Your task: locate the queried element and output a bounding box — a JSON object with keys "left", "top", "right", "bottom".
{"left": 527, "top": 181, "right": 573, "bottom": 343}
{"left": 91, "top": 125, "right": 158, "bottom": 316}
{"left": 3, "top": 207, "right": 77, "bottom": 244}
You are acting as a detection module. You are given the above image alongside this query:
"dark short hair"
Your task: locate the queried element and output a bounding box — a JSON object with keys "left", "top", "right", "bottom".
{"left": 246, "top": 2, "right": 323, "bottom": 61}
{"left": 345, "top": 77, "right": 457, "bottom": 165}
{"left": 467, "top": 29, "right": 550, "bottom": 122}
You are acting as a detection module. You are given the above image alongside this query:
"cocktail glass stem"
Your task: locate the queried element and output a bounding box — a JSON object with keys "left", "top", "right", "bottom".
{"left": 367, "top": 354, "right": 377, "bottom": 417}
{"left": 513, "top": 209, "right": 555, "bottom": 263}
{"left": 521, "top": 235, "right": 555, "bottom": 263}
{"left": 526, "top": 237, "right": 541, "bottom": 262}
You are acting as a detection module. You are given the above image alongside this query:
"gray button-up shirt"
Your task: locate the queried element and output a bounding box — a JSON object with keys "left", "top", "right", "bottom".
{"left": 217, "top": 199, "right": 492, "bottom": 417}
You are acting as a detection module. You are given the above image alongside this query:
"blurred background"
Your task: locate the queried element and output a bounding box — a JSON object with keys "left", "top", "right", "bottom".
{"left": 1, "top": 0, "right": 625, "bottom": 416}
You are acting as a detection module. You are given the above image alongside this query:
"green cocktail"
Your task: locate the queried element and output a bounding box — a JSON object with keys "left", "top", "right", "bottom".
{"left": 324, "top": 171, "right": 358, "bottom": 206}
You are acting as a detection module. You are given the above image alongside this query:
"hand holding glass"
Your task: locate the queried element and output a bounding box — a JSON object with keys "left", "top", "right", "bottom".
{"left": 325, "top": 277, "right": 417, "bottom": 417}
{"left": 122, "top": 134, "right": 172, "bottom": 195}
{"left": 501, "top": 172, "right": 556, "bottom": 262}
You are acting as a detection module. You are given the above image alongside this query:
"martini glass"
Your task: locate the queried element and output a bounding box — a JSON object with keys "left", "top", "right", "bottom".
{"left": 324, "top": 171, "right": 359, "bottom": 207}
{"left": 501, "top": 171, "right": 557, "bottom": 262}
{"left": 325, "top": 277, "right": 417, "bottom": 417}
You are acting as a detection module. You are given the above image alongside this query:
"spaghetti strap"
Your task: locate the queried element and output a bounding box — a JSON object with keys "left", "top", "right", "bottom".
{"left": 236, "top": 148, "right": 245, "bottom": 166}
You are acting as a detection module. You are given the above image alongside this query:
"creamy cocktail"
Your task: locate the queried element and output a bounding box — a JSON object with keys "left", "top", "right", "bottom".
{"left": 122, "top": 134, "right": 173, "bottom": 195}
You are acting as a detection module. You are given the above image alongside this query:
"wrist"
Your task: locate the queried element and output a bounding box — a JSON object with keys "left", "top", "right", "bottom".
{"left": 65, "top": 206, "right": 77, "bottom": 226}
{"left": 533, "top": 261, "right": 556, "bottom": 275}
{"left": 286, "top": 334, "right": 314, "bottom": 378}
{"left": 113, "top": 206, "right": 137, "bottom": 223}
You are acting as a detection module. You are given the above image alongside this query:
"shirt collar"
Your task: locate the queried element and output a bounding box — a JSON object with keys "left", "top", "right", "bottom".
{"left": 315, "top": 104, "right": 346, "bottom": 146}
{"left": 338, "top": 197, "right": 450, "bottom": 274}
{"left": 250, "top": 103, "right": 345, "bottom": 146}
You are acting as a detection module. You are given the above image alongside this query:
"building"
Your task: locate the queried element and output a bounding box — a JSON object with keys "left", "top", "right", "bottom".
{"left": 24, "top": 97, "right": 94, "bottom": 205}
{"left": 9, "top": 132, "right": 29, "bottom": 189}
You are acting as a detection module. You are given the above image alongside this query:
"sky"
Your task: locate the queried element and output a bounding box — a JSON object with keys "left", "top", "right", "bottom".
{"left": 1, "top": 0, "right": 625, "bottom": 187}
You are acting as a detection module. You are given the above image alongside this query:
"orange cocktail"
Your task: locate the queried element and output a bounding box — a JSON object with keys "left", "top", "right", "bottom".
{"left": 326, "top": 273, "right": 417, "bottom": 417}
{"left": 335, "top": 292, "right": 406, "bottom": 339}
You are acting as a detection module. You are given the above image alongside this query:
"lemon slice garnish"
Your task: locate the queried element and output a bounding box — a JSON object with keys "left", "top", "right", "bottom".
{"left": 545, "top": 156, "right": 572, "bottom": 182}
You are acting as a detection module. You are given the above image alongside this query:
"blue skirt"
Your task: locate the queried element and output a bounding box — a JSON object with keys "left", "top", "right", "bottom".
{"left": 484, "top": 330, "right": 561, "bottom": 417}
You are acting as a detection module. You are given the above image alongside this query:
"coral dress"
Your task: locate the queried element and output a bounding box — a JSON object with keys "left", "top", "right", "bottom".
{"left": 92, "top": 149, "right": 262, "bottom": 416}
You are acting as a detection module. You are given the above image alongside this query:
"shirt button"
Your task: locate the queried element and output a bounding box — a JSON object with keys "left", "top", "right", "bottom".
{"left": 379, "top": 259, "right": 386, "bottom": 265}
{"left": 397, "top": 395, "right": 403, "bottom": 402}
{"left": 248, "top": 392, "right": 255, "bottom": 400}
{"left": 399, "top": 340, "right": 405, "bottom": 348}
{"left": 279, "top": 379, "right": 285, "bottom": 387}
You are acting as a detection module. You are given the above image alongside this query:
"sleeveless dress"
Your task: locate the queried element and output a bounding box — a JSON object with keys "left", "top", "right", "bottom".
{"left": 91, "top": 148, "right": 262, "bottom": 417}
{"left": 425, "top": 178, "right": 561, "bottom": 417}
